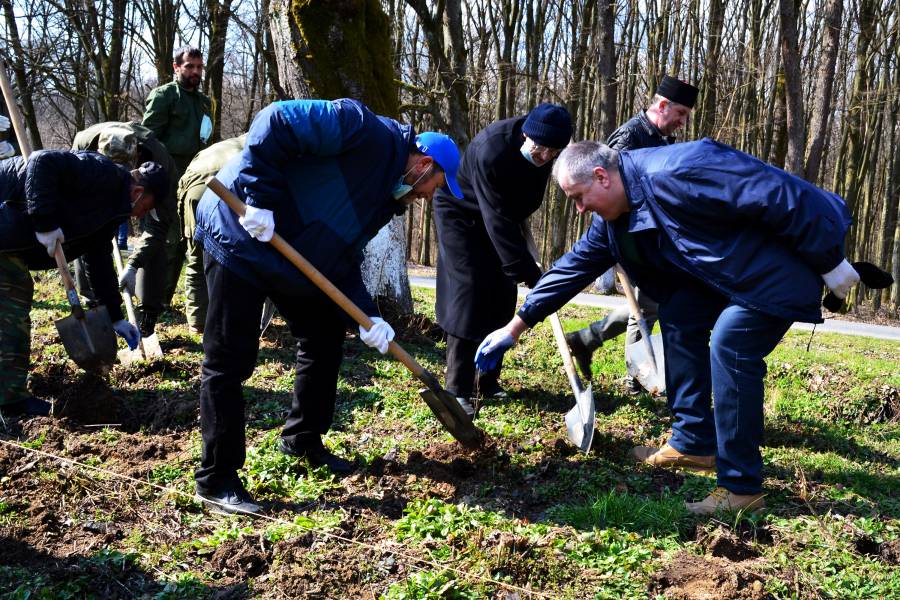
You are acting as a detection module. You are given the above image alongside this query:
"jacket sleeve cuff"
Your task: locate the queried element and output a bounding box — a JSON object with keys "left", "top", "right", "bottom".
{"left": 516, "top": 302, "right": 547, "bottom": 328}
{"left": 30, "top": 214, "right": 59, "bottom": 233}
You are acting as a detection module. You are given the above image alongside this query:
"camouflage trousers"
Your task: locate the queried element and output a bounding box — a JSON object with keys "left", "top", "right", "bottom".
{"left": 183, "top": 235, "right": 208, "bottom": 331}
{"left": 0, "top": 253, "right": 33, "bottom": 404}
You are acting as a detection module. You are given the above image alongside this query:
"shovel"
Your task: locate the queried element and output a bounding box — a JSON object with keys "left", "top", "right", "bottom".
{"left": 52, "top": 243, "right": 118, "bottom": 372}
{"left": 0, "top": 60, "right": 116, "bottom": 372}
{"left": 521, "top": 226, "right": 594, "bottom": 452}
{"left": 549, "top": 313, "right": 595, "bottom": 453}
{"left": 206, "top": 177, "right": 484, "bottom": 449}
{"left": 111, "top": 241, "right": 163, "bottom": 361}
{"left": 615, "top": 267, "right": 666, "bottom": 395}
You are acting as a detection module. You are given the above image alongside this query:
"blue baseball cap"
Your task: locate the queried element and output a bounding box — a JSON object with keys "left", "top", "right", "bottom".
{"left": 415, "top": 132, "right": 462, "bottom": 199}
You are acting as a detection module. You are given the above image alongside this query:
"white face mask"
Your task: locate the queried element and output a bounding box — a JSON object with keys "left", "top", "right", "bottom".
{"left": 520, "top": 138, "right": 538, "bottom": 166}
{"left": 392, "top": 164, "right": 433, "bottom": 200}
{"left": 200, "top": 115, "right": 213, "bottom": 143}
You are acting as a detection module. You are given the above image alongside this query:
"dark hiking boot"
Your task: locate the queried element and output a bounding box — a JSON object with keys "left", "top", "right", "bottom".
{"left": 279, "top": 439, "right": 355, "bottom": 475}
{"left": 0, "top": 395, "right": 52, "bottom": 418}
{"left": 565, "top": 331, "right": 597, "bottom": 382}
{"left": 195, "top": 485, "right": 261, "bottom": 516}
{"left": 455, "top": 396, "right": 479, "bottom": 419}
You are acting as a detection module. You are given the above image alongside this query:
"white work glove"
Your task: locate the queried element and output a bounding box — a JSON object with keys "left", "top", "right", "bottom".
{"left": 0, "top": 115, "right": 10, "bottom": 131}
{"left": 475, "top": 329, "right": 515, "bottom": 372}
{"left": 34, "top": 228, "right": 64, "bottom": 257}
{"left": 239, "top": 205, "right": 275, "bottom": 242}
{"left": 359, "top": 317, "right": 395, "bottom": 354}
{"left": 0, "top": 141, "right": 14, "bottom": 159}
{"left": 112, "top": 319, "right": 141, "bottom": 350}
{"left": 118, "top": 264, "right": 137, "bottom": 296}
{"left": 822, "top": 259, "right": 860, "bottom": 300}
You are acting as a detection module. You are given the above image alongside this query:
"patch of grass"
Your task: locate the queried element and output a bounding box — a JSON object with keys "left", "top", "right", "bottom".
{"left": 548, "top": 490, "right": 691, "bottom": 537}
{"left": 242, "top": 430, "right": 339, "bottom": 501}
{"left": 395, "top": 498, "right": 500, "bottom": 543}
{"left": 381, "top": 569, "right": 480, "bottom": 600}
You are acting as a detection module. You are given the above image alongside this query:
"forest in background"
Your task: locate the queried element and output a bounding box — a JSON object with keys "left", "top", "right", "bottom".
{"left": 1, "top": 0, "right": 898, "bottom": 313}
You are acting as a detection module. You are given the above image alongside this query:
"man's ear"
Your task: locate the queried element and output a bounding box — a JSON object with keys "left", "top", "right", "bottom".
{"left": 593, "top": 166, "right": 609, "bottom": 186}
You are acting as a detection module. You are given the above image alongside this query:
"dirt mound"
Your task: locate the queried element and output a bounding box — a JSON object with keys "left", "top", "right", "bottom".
{"left": 30, "top": 367, "right": 123, "bottom": 425}
{"left": 855, "top": 535, "right": 900, "bottom": 565}
{"left": 649, "top": 552, "right": 769, "bottom": 599}
{"left": 210, "top": 536, "right": 271, "bottom": 579}
{"left": 375, "top": 300, "right": 444, "bottom": 344}
{"left": 697, "top": 527, "right": 760, "bottom": 562}
{"left": 121, "top": 394, "right": 197, "bottom": 433}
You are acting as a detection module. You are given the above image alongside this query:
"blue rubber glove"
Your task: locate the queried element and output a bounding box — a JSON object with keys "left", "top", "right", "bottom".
{"left": 474, "top": 329, "right": 515, "bottom": 372}
{"left": 112, "top": 319, "right": 141, "bottom": 350}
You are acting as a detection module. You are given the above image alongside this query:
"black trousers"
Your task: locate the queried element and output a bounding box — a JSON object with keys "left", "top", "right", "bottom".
{"left": 194, "top": 254, "right": 346, "bottom": 493}
{"left": 444, "top": 333, "right": 501, "bottom": 399}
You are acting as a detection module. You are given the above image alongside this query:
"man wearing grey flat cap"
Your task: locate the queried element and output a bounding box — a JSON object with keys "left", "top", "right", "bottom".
{"left": 433, "top": 102, "right": 573, "bottom": 417}
{"left": 565, "top": 75, "right": 698, "bottom": 391}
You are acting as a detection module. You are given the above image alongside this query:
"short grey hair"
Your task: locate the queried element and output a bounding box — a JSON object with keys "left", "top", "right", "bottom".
{"left": 552, "top": 141, "right": 619, "bottom": 185}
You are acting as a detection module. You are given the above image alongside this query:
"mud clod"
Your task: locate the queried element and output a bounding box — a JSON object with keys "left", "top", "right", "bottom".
{"left": 649, "top": 552, "right": 769, "bottom": 599}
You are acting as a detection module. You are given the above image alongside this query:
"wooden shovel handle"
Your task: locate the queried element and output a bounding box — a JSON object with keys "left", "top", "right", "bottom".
{"left": 0, "top": 59, "right": 33, "bottom": 158}
{"left": 53, "top": 240, "right": 84, "bottom": 318}
{"left": 205, "top": 177, "right": 429, "bottom": 380}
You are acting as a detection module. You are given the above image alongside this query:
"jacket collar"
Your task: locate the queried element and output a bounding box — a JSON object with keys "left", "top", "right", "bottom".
{"left": 618, "top": 155, "right": 658, "bottom": 233}
{"left": 637, "top": 110, "right": 675, "bottom": 144}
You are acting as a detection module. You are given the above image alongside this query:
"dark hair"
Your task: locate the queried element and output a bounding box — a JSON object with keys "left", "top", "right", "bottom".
{"left": 174, "top": 46, "right": 202, "bottom": 65}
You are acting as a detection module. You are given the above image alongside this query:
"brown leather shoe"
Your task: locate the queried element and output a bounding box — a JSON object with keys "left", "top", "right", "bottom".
{"left": 630, "top": 443, "right": 716, "bottom": 473}
{"left": 685, "top": 487, "right": 766, "bottom": 515}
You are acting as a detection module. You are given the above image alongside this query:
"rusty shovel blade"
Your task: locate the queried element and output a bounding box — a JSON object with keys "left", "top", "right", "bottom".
{"left": 55, "top": 307, "right": 117, "bottom": 372}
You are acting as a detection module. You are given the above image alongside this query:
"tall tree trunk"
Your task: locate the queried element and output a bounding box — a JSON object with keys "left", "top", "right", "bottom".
{"left": 778, "top": 0, "right": 805, "bottom": 175}
{"left": 804, "top": 0, "right": 842, "bottom": 183}
{"left": 268, "top": 0, "right": 411, "bottom": 313}
{"left": 595, "top": 0, "right": 617, "bottom": 138}
{"left": 696, "top": 0, "right": 725, "bottom": 138}
{"left": 204, "top": 0, "right": 234, "bottom": 143}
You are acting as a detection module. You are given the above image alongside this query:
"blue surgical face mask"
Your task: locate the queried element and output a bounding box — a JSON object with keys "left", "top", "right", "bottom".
{"left": 392, "top": 164, "right": 433, "bottom": 200}
{"left": 200, "top": 115, "right": 213, "bottom": 143}
{"left": 520, "top": 138, "right": 538, "bottom": 166}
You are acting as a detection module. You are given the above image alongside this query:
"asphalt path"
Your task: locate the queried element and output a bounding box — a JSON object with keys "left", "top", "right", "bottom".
{"left": 409, "top": 276, "right": 900, "bottom": 342}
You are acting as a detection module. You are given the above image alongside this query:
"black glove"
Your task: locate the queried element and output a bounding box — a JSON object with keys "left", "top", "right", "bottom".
{"left": 823, "top": 261, "right": 893, "bottom": 313}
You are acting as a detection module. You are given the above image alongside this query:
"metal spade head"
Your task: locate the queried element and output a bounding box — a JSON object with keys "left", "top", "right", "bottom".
{"left": 565, "top": 383, "right": 595, "bottom": 453}
{"left": 625, "top": 333, "right": 666, "bottom": 395}
{"left": 418, "top": 377, "right": 485, "bottom": 449}
{"left": 55, "top": 307, "right": 117, "bottom": 372}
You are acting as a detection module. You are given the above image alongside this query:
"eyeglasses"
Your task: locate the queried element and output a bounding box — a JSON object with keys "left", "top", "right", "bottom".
{"left": 532, "top": 143, "right": 562, "bottom": 157}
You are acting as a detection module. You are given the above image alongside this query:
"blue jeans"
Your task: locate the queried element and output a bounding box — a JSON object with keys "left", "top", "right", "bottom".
{"left": 658, "top": 282, "right": 791, "bottom": 494}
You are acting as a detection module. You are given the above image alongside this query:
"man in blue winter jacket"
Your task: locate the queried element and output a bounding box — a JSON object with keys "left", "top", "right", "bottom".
{"left": 475, "top": 139, "right": 859, "bottom": 515}
{"left": 192, "top": 98, "right": 462, "bottom": 515}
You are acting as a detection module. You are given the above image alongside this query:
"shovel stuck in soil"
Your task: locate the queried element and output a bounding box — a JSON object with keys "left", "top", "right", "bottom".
{"left": 53, "top": 243, "right": 118, "bottom": 372}
{"left": 615, "top": 267, "right": 666, "bottom": 395}
{"left": 111, "top": 241, "right": 163, "bottom": 362}
{"left": 521, "top": 226, "right": 595, "bottom": 452}
{"left": 206, "top": 177, "right": 484, "bottom": 449}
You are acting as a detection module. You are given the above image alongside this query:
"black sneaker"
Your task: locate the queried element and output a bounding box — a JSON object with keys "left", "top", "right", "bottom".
{"left": 625, "top": 376, "right": 644, "bottom": 396}
{"left": 139, "top": 311, "right": 159, "bottom": 337}
{"left": 0, "top": 396, "right": 52, "bottom": 418}
{"left": 475, "top": 380, "right": 507, "bottom": 400}
{"left": 279, "top": 439, "right": 355, "bottom": 475}
{"left": 195, "top": 485, "right": 261, "bottom": 515}
{"left": 565, "top": 332, "right": 595, "bottom": 382}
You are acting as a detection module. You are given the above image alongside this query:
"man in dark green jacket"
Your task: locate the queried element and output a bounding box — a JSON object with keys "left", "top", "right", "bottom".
{"left": 176, "top": 134, "right": 246, "bottom": 332}
{"left": 142, "top": 46, "right": 212, "bottom": 311}
{"left": 71, "top": 122, "right": 179, "bottom": 336}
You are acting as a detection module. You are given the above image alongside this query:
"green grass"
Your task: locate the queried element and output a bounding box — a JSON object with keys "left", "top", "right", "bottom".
{"left": 5, "top": 278, "right": 899, "bottom": 598}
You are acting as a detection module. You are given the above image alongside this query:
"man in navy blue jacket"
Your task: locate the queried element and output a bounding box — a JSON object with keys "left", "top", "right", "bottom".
{"left": 193, "top": 98, "right": 462, "bottom": 514}
{"left": 475, "top": 140, "right": 858, "bottom": 515}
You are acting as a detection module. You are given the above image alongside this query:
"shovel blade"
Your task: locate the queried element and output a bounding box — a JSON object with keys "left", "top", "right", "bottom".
{"left": 55, "top": 307, "right": 117, "bottom": 372}
{"left": 565, "top": 384, "right": 595, "bottom": 453}
{"left": 625, "top": 333, "right": 666, "bottom": 395}
{"left": 142, "top": 333, "right": 164, "bottom": 358}
{"left": 418, "top": 387, "right": 484, "bottom": 449}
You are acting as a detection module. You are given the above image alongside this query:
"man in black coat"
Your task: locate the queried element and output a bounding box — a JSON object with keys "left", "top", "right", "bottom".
{"left": 0, "top": 151, "right": 168, "bottom": 416}
{"left": 433, "top": 103, "right": 572, "bottom": 417}
{"left": 565, "top": 75, "right": 697, "bottom": 391}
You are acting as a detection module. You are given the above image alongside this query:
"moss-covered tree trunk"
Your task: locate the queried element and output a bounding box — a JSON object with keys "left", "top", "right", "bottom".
{"left": 268, "top": 0, "right": 412, "bottom": 314}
